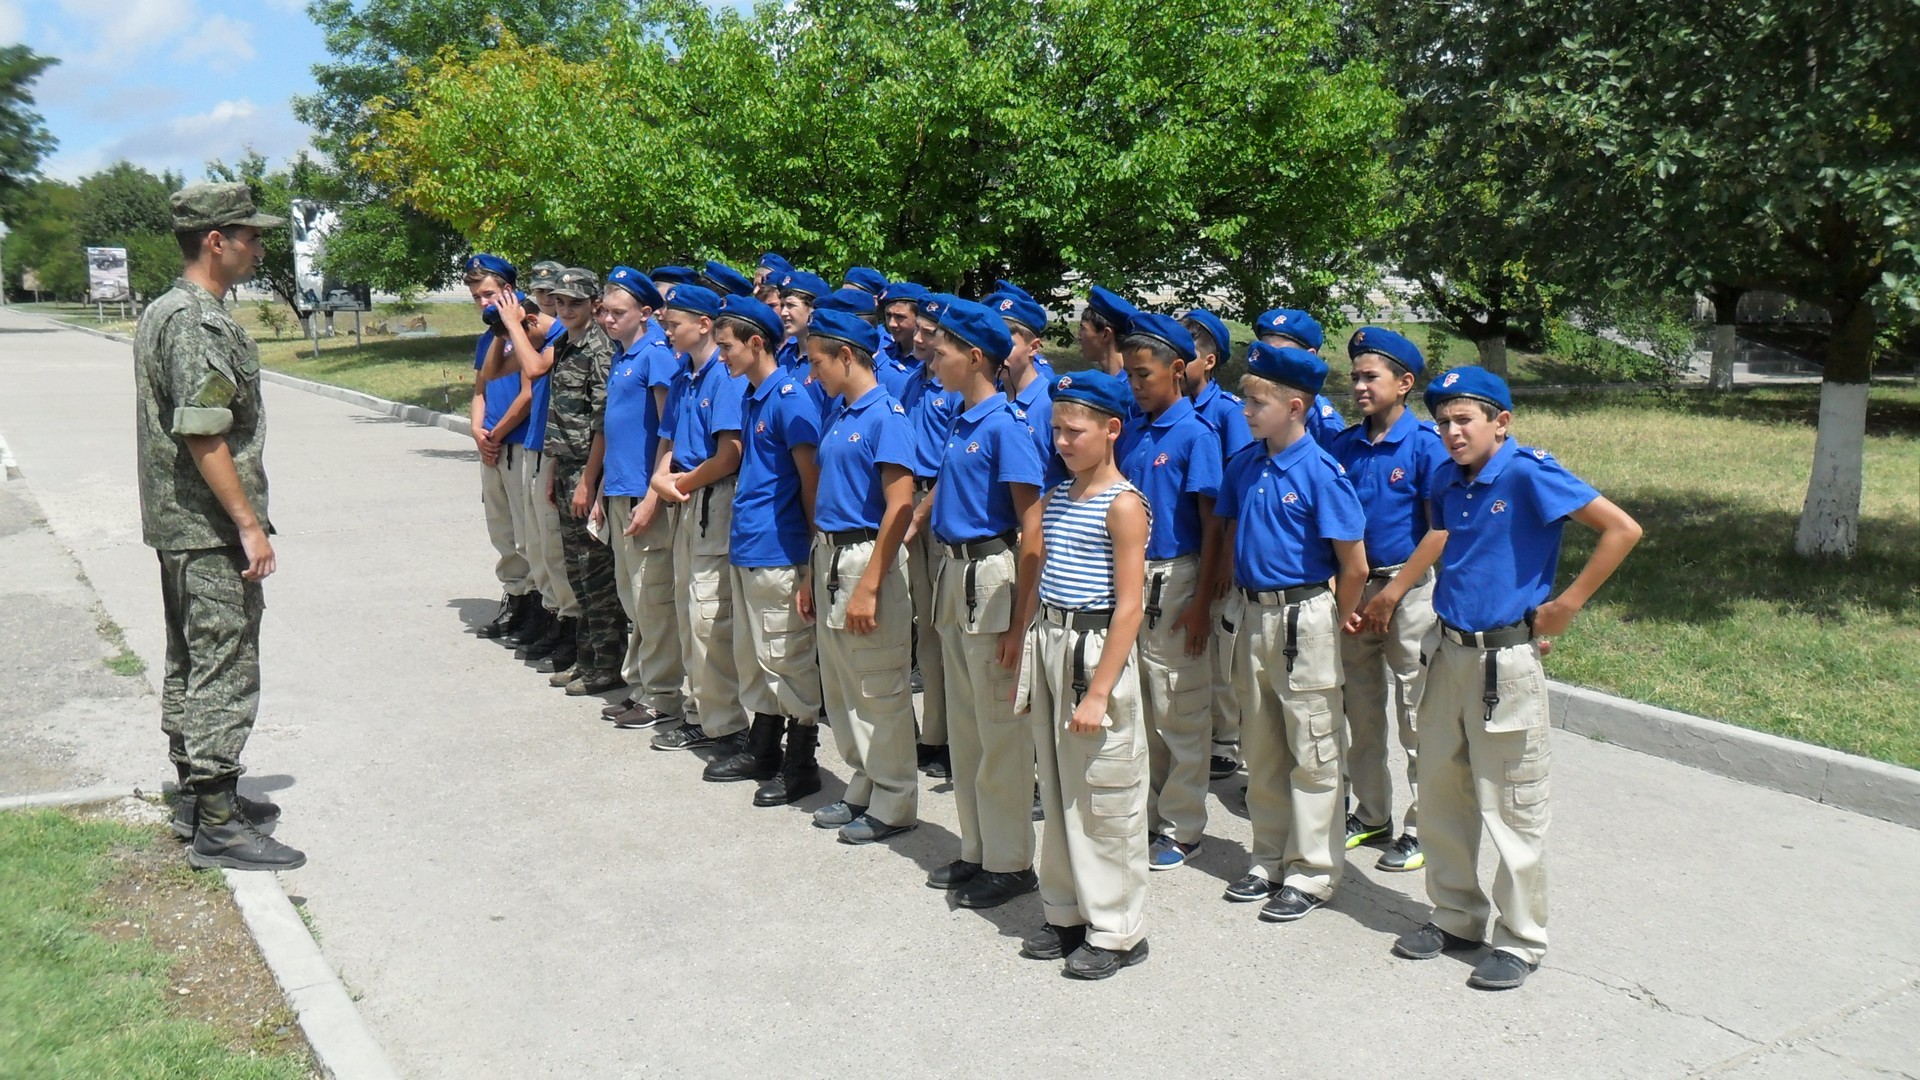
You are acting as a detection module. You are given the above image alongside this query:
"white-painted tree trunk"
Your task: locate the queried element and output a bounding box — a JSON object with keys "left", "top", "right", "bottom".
{"left": 1709, "top": 323, "right": 1737, "bottom": 391}
{"left": 1793, "top": 380, "right": 1869, "bottom": 558}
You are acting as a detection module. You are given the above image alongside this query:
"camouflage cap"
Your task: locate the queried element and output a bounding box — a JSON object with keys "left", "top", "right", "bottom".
{"left": 549, "top": 267, "right": 602, "bottom": 300}
{"left": 526, "top": 260, "right": 565, "bottom": 291}
{"left": 170, "top": 182, "right": 285, "bottom": 233}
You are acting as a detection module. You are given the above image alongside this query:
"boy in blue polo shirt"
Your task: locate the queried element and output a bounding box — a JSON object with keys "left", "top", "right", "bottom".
{"left": 901, "top": 293, "right": 959, "bottom": 778}
{"left": 464, "top": 255, "right": 536, "bottom": 641}
{"left": 647, "top": 285, "right": 750, "bottom": 750}
{"left": 702, "top": 294, "right": 827, "bottom": 807}
{"left": 1381, "top": 366, "right": 1640, "bottom": 990}
{"left": 1215, "top": 342, "right": 1368, "bottom": 924}
{"left": 594, "top": 267, "right": 687, "bottom": 728}
{"left": 911, "top": 297, "right": 1046, "bottom": 908}
{"left": 1115, "top": 313, "right": 1224, "bottom": 872}
{"left": 875, "top": 281, "right": 927, "bottom": 401}
{"left": 987, "top": 290, "right": 1056, "bottom": 469}
{"left": 1180, "top": 308, "right": 1255, "bottom": 783}
{"left": 1254, "top": 308, "right": 1345, "bottom": 446}
{"left": 1329, "top": 327, "right": 1450, "bottom": 873}
{"left": 799, "top": 307, "right": 920, "bottom": 844}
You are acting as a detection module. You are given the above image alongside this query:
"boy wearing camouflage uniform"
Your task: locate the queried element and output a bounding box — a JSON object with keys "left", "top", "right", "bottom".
{"left": 135, "top": 182, "right": 304, "bottom": 871}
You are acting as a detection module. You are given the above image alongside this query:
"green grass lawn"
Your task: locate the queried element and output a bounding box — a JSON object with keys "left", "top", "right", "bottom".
{"left": 0, "top": 810, "right": 312, "bottom": 1079}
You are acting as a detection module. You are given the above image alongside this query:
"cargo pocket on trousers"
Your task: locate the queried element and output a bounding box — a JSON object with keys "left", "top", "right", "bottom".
{"left": 1170, "top": 665, "right": 1210, "bottom": 722}
{"left": 966, "top": 550, "right": 1015, "bottom": 635}
{"left": 761, "top": 606, "right": 807, "bottom": 661}
{"left": 1305, "top": 699, "right": 1342, "bottom": 775}
{"left": 692, "top": 573, "right": 728, "bottom": 624}
{"left": 853, "top": 645, "right": 908, "bottom": 700}
{"left": 1485, "top": 647, "right": 1549, "bottom": 734}
{"left": 1286, "top": 629, "right": 1340, "bottom": 693}
{"left": 1502, "top": 736, "right": 1552, "bottom": 832}
{"left": 1085, "top": 752, "right": 1146, "bottom": 839}
{"left": 184, "top": 553, "right": 264, "bottom": 617}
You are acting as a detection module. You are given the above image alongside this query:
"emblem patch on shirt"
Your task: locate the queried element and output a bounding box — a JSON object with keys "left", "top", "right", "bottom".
{"left": 1281, "top": 491, "right": 1299, "bottom": 504}
{"left": 1389, "top": 467, "right": 1405, "bottom": 483}
{"left": 780, "top": 383, "right": 795, "bottom": 395}
{"left": 892, "top": 403, "right": 905, "bottom": 414}
{"left": 1490, "top": 500, "right": 1508, "bottom": 514}
{"left": 1532, "top": 448, "right": 1547, "bottom": 459}
{"left": 1154, "top": 452, "right": 1169, "bottom": 467}
{"left": 756, "top": 421, "right": 767, "bottom": 434}
{"left": 966, "top": 442, "right": 981, "bottom": 453}
{"left": 700, "top": 398, "right": 711, "bottom": 408}
{"left": 1321, "top": 404, "right": 1336, "bottom": 416}
{"left": 848, "top": 432, "right": 862, "bottom": 442}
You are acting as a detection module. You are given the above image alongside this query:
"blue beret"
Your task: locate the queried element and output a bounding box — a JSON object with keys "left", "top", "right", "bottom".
{"left": 920, "top": 292, "right": 959, "bottom": 320}
{"left": 759, "top": 253, "right": 793, "bottom": 276}
{"left": 842, "top": 267, "right": 889, "bottom": 296}
{"left": 808, "top": 307, "right": 880, "bottom": 356}
{"left": 479, "top": 290, "right": 530, "bottom": 329}
{"left": 651, "top": 265, "right": 699, "bottom": 287}
{"left": 606, "top": 265, "right": 665, "bottom": 309}
{"left": 777, "top": 270, "right": 831, "bottom": 301}
{"left": 937, "top": 297, "right": 1013, "bottom": 364}
{"left": 1123, "top": 311, "right": 1196, "bottom": 362}
{"left": 702, "top": 260, "right": 754, "bottom": 297}
{"left": 1051, "top": 369, "right": 1131, "bottom": 419}
{"left": 995, "top": 278, "right": 1034, "bottom": 302}
{"left": 1257, "top": 308, "right": 1324, "bottom": 351}
{"left": 1181, "top": 309, "right": 1232, "bottom": 357}
{"left": 1086, "top": 285, "right": 1139, "bottom": 333}
{"left": 464, "top": 253, "right": 517, "bottom": 286}
{"left": 1247, "top": 342, "right": 1329, "bottom": 394}
{"left": 717, "top": 293, "right": 783, "bottom": 344}
{"left": 984, "top": 290, "right": 1049, "bottom": 333}
{"left": 1349, "top": 326, "right": 1424, "bottom": 376}
{"left": 880, "top": 281, "right": 930, "bottom": 307}
{"left": 819, "top": 286, "right": 877, "bottom": 316}
{"left": 1425, "top": 366, "right": 1512, "bottom": 414}
{"left": 662, "top": 282, "right": 722, "bottom": 318}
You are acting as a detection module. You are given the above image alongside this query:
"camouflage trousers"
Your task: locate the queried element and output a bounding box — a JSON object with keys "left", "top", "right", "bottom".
{"left": 554, "top": 457, "right": 624, "bottom": 677}
{"left": 157, "top": 547, "right": 264, "bottom": 788}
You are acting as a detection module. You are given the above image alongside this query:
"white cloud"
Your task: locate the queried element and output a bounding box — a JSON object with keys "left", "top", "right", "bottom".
{"left": 45, "top": 97, "right": 312, "bottom": 181}
{"left": 0, "top": 1, "right": 26, "bottom": 45}
{"left": 56, "top": 0, "right": 195, "bottom": 58}
{"left": 173, "top": 14, "right": 255, "bottom": 70}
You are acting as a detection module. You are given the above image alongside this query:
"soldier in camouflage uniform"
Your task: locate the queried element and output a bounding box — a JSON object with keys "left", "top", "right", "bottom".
{"left": 135, "top": 182, "right": 305, "bottom": 871}
{"left": 544, "top": 267, "right": 627, "bottom": 696}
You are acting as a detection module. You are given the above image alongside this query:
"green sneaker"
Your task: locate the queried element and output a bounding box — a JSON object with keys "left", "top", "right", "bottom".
{"left": 1377, "top": 833, "right": 1424, "bottom": 871}
{"left": 1344, "top": 813, "right": 1392, "bottom": 850}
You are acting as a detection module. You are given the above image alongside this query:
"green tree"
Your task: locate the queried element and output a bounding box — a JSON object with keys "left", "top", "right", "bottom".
{"left": 0, "top": 46, "right": 58, "bottom": 221}
{"left": 1, "top": 179, "right": 84, "bottom": 298}
{"left": 73, "top": 162, "right": 182, "bottom": 300}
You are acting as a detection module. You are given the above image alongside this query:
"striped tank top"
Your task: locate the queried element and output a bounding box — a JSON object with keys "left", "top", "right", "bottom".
{"left": 1038, "top": 478, "right": 1144, "bottom": 610}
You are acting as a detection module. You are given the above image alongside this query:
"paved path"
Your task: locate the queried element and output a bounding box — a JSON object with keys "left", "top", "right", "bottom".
{"left": 1, "top": 304, "right": 1915, "bottom": 1080}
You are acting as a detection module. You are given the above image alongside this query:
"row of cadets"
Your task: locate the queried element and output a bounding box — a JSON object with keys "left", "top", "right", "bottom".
{"left": 1174, "top": 308, "right": 1256, "bottom": 782}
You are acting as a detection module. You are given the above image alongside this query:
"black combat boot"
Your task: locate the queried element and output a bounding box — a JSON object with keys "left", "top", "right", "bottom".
{"left": 534, "top": 617, "right": 579, "bottom": 670}
{"left": 704, "top": 713, "right": 784, "bottom": 782}
{"left": 187, "top": 778, "right": 306, "bottom": 871}
{"left": 510, "top": 605, "right": 556, "bottom": 655}
{"left": 170, "top": 763, "right": 279, "bottom": 840}
{"left": 477, "top": 592, "right": 530, "bottom": 639}
{"left": 753, "top": 720, "right": 822, "bottom": 807}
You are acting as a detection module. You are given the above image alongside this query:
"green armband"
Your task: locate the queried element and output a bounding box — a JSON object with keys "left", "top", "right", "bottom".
{"left": 173, "top": 406, "right": 235, "bottom": 436}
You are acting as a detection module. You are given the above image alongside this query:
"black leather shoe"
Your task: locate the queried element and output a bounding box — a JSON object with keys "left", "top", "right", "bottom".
{"left": 1064, "top": 940, "right": 1149, "bottom": 980}
{"left": 838, "top": 815, "right": 914, "bottom": 845}
{"left": 953, "top": 868, "right": 1038, "bottom": 909}
{"left": 1257, "top": 885, "right": 1326, "bottom": 923}
{"left": 922, "top": 745, "right": 951, "bottom": 779}
{"left": 537, "top": 635, "right": 578, "bottom": 674}
{"left": 1467, "top": 950, "right": 1538, "bottom": 990}
{"left": 1393, "top": 922, "right": 1482, "bottom": 960}
{"left": 171, "top": 788, "right": 280, "bottom": 840}
{"left": 186, "top": 781, "right": 305, "bottom": 872}
{"left": 1223, "top": 873, "right": 1279, "bottom": 903}
{"left": 513, "top": 609, "right": 561, "bottom": 656}
{"left": 505, "top": 604, "right": 551, "bottom": 648}
{"left": 752, "top": 721, "right": 821, "bottom": 806}
{"left": 705, "top": 715, "right": 782, "bottom": 783}
{"left": 926, "top": 859, "right": 982, "bottom": 890}
{"left": 1020, "top": 923, "right": 1086, "bottom": 960}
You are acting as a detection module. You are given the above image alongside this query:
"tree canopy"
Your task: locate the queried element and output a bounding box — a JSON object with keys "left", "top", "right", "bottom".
{"left": 0, "top": 45, "right": 58, "bottom": 222}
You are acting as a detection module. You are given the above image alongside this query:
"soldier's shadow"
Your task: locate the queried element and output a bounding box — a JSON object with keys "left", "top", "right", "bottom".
{"left": 446, "top": 597, "right": 501, "bottom": 630}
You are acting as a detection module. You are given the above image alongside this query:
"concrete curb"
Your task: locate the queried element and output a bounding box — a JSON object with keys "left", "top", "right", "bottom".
{"left": 258, "top": 369, "right": 468, "bottom": 436}
{"left": 226, "top": 870, "right": 404, "bottom": 1080}
{"left": 1550, "top": 680, "right": 1920, "bottom": 830}
{"left": 0, "top": 432, "right": 20, "bottom": 480}
{"left": 0, "top": 782, "right": 141, "bottom": 810}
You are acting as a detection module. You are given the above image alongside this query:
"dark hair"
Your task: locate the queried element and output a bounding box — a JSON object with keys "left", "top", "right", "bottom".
{"left": 1433, "top": 397, "right": 1502, "bottom": 421}
{"left": 1082, "top": 308, "right": 1113, "bottom": 334}
{"left": 1181, "top": 318, "right": 1220, "bottom": 360}
{"left": 816, "top": 337, "right": 875, "bottom": 368}
{"left": 463, "top": 268, "right": 512, "bottom": 289}
{"left": 1120, "top": 332, "right": 1182, "bottom": 368}
{"left": 177, "top": 224, "right": 257, "bottom": 261}
{"left": 714, "top": 314, "right": 774, "bottom": 352}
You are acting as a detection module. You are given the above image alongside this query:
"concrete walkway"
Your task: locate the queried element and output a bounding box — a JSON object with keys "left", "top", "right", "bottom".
{"left": 1, "top": 305, "right": 1915, "bottom": 1080}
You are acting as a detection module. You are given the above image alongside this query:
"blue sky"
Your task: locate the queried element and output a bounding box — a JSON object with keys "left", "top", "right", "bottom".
{"left": 2, "top": 0, "right": 326, "bottom": 182}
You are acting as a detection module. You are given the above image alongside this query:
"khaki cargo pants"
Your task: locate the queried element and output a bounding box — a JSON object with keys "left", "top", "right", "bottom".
{"left": 1340, "top": 568, "right": 1438, "bottom": 833}
{"left": 607, "top": 494, "right": 685, "bottom": 718}
{"left": 481, "top": 446, "right": 533, "bottom": 597}
{"left": 813, "top": 536, "right": 917, "bottom": 826}
{"left": 1139, "top": 556, "right": 1212, "bottom": 845}
{"left": 936, "top": 545, "right": 1034, "bottom": 873}
{"left": 671, "top": 477, "right": 746, "bottom": 738}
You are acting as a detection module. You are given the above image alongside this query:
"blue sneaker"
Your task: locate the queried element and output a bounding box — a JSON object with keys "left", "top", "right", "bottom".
{"left": 1148, "top": 835, "right": 1199, "bottom": 871}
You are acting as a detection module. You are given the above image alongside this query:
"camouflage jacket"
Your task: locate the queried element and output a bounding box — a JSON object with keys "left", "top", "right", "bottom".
{"left": 544, "top": 323, "right": 612, "bottom": 461}
{"left": 134, "top": 278, "right": 271, "bottom": 550}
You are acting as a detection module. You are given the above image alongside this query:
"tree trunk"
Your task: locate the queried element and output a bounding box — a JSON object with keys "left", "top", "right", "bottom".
{"left": 1793, "top": 299, "right": 1876, "bottom": 559}
{"left": 1707, "top": 285, "right": 1745, "bottom": 392}
{"left": 1474, "top": 334, "right": 1509, "bottom": 379}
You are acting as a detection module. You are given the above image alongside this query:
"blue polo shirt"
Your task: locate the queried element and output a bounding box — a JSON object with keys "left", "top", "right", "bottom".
{"left": 1328, "top": 409, "right": 1450, "bottom": 569}
{"left": 660, "top": 348, "right": 746, "bottom": 470}
{"left": 876, "top": 350, "right": 915, "bottom": 401}
{"left": 602, "top": 319, "right": 677, "bottom": 498}
{"left": 1216, "top": 434, "right": 1366, "bottom": 590}
{"left": 932, "top": 394, "right": 1046, "bottom": 544}
{"left": 519, "top": 320, "right": 566, "bottom": 453}
{"left": 1118, "top": 396, "right": 1224, "bottom": 560}
{"left": 898, "top": 366, "right": 958, "bottom": 480}
{"left": 816, "top": 386, "right": 915, "bottom": 532}
{"left": 1193, "top": 380, "right": 1254, "bottom": 461}
{"left": 1309, "top": 394, "right": 1345, "bottom": 448}
{"left": 789, "top": 353, "right": 833, "bottom": 423}
{"left": 1429, "top": 439, "right": 1599, "bottom": 632}
{"left": 475, "top": 331, "right": 523, "bottom": 445}
{"left": 731, "top": 371, "right": 823, "bottom": 567}
{"left": 776, "top": 336, "right": 800, "bottom": 370}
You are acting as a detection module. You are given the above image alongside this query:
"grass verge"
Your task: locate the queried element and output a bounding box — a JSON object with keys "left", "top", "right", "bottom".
{"left": 0, "top": 807, "right": 315, "bottom": 1079}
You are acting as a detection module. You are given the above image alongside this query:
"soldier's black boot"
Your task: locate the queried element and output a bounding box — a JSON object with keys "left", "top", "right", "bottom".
{"left": 509, "top": 605, "right": 554, "bottom": 654}
{"left": 753, "top": 720, "right": 822, "bottom": 807}
{"left": 537, "top": 618, "right": 580, "bottom": 673}
{"left": 704, "top": 713, "right": 784, "bottom": 782}
{"left": 170, "top": 763, "right": 279, "bottom": 840}
{"left": 479, "top": 592, "right": 532, "bottom": 639}
{"left": 187, "top": 779, "right": 305, "bottom": 871}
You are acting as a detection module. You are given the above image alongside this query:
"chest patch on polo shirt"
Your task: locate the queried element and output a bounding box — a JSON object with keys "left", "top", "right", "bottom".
{"left": 756, "top": 420, "right": 767, "bottom": 434}
{"left": 966, "top": 442, "right": 980, "bottom": 453}
{"left": 1154, "top": 452, "right": 1169, "bottom": 467}
{"left": 1389, "top": 467, "right": 1405, "bottom": 483}
{"left": 848, "top": 432, "right": 862, "bottom": 442}
{"left": 1282, "top": 491, "right": 1300, "bottom": 504}
{"left": 1490, "top": 500, "right": 1508, "bottom": 514}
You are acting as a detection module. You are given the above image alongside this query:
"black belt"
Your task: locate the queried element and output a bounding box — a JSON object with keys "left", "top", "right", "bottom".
{"left": 1040, "top": 604, "right": 1112, "bottom": 631}
{"left": 1369, "top": 563, "right": 1434, "bottom": 583}
{"left": 1439, "top": 616, "right": 1536, "bottom": 725}
{"left": 913, "top": 476, "right": 937, "bottom": 493}
{"left": 1238, "top": 582, "right": 1329, "bottom": 606}
{"left": 825, "top": 528, "right": 879, "bottom": 546}
{"left": 942, "top": 532, "right": 1015, "bottom": 560}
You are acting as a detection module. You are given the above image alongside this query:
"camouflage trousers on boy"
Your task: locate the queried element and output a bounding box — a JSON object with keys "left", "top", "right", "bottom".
{"left": 554, "top": 457, "right": 623, "bottom": 678}
{"left": 158, "top": 547, "right": 264, "bottom": 788}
